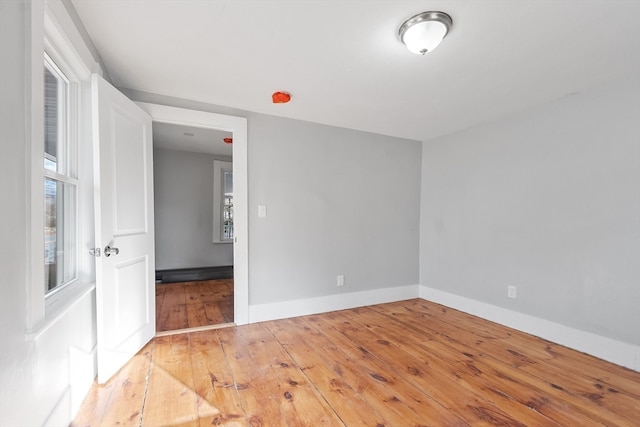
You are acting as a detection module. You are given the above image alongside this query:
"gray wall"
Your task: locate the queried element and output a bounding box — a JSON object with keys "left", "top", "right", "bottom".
{"left": 153, "top": 148, "right": 233, "bottom": 270}
{"left": 125, "top": 88, "right": 422, "bottom": 305}
{"left": 248, "top": 114, "right": 422, "bottom": 305}
{"left": 420, "top": 73, "right": 640, "bottom": 346}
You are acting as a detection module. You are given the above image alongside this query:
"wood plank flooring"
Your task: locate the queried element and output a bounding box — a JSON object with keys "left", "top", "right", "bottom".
{"left": 155, "top": 279, "right": 234, "bottom": 332}
{"left": 72, "top": 299, "right": 640, "bottom": 426}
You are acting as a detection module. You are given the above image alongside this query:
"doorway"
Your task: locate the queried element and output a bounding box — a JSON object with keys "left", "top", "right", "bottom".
{"left": 135, "top": 102, "right": 249, "bottom": 329}
{"left": 152, "top": 122, "right": 234, "bottom": 333}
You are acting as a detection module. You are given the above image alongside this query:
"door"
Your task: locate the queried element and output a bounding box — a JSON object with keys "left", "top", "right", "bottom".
{"left": 92, "top": 74, "right": 156, "bottom": 383}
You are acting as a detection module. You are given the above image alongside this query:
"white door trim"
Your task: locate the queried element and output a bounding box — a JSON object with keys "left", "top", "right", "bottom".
{"left": 135, "top": 102, "right": 249, "bottom": 325}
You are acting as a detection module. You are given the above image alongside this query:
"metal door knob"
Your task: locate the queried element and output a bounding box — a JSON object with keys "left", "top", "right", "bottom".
{"left": 104, "top": 245, "right": 120, "bottom": 257}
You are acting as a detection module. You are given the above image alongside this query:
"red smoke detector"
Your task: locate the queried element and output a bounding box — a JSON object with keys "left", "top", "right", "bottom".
{"left": 223, "top": 137, "right": 233, "bottom": 144}
{"left": 272, "top": 91, "right": 291, "bottom": 104}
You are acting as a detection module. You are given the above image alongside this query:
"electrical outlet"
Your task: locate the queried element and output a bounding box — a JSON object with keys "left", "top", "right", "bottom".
{"left": 507, "top": 285, "right": 517, "bottom": 299}
{"left": 337, "top": 275, "right": 344, "bottom": 287}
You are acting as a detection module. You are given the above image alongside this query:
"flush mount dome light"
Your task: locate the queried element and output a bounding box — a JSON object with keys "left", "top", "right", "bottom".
{"left": 398, "top": 11, "right": 452, "bottom": 55}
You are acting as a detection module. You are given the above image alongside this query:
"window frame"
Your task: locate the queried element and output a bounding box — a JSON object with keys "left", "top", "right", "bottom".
{"left": 26, "top": 1, "right": 95, "bottom": 334}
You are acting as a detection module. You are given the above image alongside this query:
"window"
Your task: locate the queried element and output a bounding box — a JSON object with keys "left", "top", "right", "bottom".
{"left": 43, "top": 54, "right": 78, "bottom": 294}
{"left": 222, "top": 170, "right": 233, "bottom": 240}
{"left": 24, "top": 1, "right": 94, "bottom": 333}
{"left": 213, "top": 160, "right": 233, "bottom": 243}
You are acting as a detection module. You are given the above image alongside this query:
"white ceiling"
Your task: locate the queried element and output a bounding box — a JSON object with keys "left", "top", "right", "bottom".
{"left": 152, "top": 122, "right": 233, "bottom": 156}
{"left": 72, "top": 1, "right": 640, "bottom": 142}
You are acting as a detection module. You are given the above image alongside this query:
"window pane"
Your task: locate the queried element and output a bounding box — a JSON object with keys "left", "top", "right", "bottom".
{"left": 223, "top": 171, "right": 233, "bottom": 240}
{"left": 45, "top": 178, "right": 76, "bottom": 292}
{"left": 44, "top": 60, "right": 67, "bottom": 173}
{"left": 223, "top": 170, "right": 233, "bottom": 194}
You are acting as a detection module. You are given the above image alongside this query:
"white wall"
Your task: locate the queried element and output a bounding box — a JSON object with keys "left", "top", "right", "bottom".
{"left": 153, "top": 148, "right": 233, "bottom": 269}
{"left": 0, "top": 1, "right": 98, "bottom": 425}
{"left": 420, "top": 73, "right": 640, "bottom": 347}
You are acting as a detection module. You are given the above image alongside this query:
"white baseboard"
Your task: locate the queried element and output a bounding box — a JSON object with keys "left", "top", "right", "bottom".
{"left": 248, "top": 284, "right": 639, "bottom": 372}
{"left": 69, "top": 344, "right": 97, "bottom": 418}
{"left": 249, "top": 284, "right": 419, "bottom": 323}
{"left": 419, "top": 285, "right": 640, "bottom": 372}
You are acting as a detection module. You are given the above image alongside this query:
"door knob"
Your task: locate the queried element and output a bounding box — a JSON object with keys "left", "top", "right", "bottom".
{"left": 104, "top": 245, "right": 120, "bottom": 257}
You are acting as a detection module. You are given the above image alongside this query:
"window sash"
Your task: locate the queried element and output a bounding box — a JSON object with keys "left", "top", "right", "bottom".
{"left": 223, "top": 170, "right": 233, "bottom": 240}
{"left": 44, "top": 53, "right": 70, "bottom": 176}
{"left": 44, "top": 178, "right": 78, "bottom": 293}
{"left": 43, "top": 53, "right": 78, "bottom": 296}
{"left": 223, "top": 193, "right": 233, "bottom": 240}
{"left": 213, "top": 160, "right": 233, "bottom": 243}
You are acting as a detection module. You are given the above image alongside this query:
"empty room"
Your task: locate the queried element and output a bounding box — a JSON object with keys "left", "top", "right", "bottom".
{"left": 1, "top": 1, "right": 639, "bottom": 426}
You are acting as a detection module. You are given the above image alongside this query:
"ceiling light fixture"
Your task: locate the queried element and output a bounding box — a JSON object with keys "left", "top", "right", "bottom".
{"left": 398, "top": 11, "right": 452, "bottom": 55}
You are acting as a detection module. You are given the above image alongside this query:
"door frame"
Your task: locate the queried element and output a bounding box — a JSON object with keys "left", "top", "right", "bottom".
{"left": 136, "top": 102, "right": 249, "bottom": 325}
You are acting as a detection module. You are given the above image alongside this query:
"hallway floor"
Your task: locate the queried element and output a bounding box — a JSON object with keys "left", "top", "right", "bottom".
{"left": 155, "top": 279, "right": 234, "bottom": 332}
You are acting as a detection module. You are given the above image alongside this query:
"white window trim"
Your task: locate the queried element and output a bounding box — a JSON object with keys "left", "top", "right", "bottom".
{"left": 26, "top": 1, "right": 95, "bottom": 335}
{"left": 213, "top": 160, "right": 233, "bottom": 244}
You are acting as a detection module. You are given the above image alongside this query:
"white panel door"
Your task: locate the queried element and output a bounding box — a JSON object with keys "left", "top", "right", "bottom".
{"left": 92, "top": 74, "right": 155, "bottom": 383}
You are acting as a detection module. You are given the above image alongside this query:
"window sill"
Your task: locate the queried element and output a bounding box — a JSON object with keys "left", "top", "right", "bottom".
{"left": 25, "top": 281, "right": 95, "bottom": 341}
{"left": 213, "top": 240, "right": 233, "bottom": 244}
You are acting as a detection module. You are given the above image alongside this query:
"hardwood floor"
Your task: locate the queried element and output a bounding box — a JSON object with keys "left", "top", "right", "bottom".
{"left": 155, "top": 279, "right": 234, "bottom": 332}
{"left": 73, "top": 299, "right": 640, "bottom": 426}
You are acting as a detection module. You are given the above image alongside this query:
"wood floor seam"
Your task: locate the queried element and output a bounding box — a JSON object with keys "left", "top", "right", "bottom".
{"left": 137, "top": 340, "right": 153, "bottom": 427}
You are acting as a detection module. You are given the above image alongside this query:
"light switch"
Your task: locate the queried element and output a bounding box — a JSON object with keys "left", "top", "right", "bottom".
{"left": 258, "top": 205, "right": 267, "bottom": 218}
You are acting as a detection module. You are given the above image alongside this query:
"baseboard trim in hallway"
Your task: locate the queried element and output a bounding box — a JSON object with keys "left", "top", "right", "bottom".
{"left": 155, "top": 265, "right": 233, "bottom": 283}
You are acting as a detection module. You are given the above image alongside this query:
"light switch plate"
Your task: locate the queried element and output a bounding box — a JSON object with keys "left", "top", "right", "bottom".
{"left": 258, "top": 205, "right": 267, "bottom": 218}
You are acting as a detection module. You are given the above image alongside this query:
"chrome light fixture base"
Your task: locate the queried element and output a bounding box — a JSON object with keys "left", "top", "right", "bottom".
{"left": 398, "top": 11, "right": 453, "bottom": 55}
